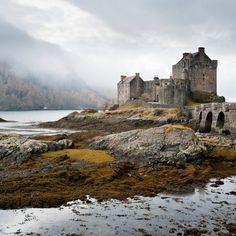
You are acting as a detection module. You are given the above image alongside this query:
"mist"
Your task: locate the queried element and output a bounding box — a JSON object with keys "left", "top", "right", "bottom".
{"left": 0, "top": 0, "right": 236, "bottom": 100}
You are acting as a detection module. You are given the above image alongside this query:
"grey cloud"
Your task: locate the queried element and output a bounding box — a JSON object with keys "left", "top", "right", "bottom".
{"left": 0, "top": 18, "right": 86, "bottom": 87}
{"left": 0, "top": 0, "right": 235, "bottom": 100}
{"left": 69, "top": 0, "right": 236, "bottom": 100}
{"left": 71, "top": 0, "right": 236, "bottom": 53}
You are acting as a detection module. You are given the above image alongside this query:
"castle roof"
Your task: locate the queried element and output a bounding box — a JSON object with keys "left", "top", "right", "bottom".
{"left": 118, "top": 73, "right": 143, "bottom": 84}
{"left": 178, "top": 48, "right": 213, "bottom": 64}
{"left": 191, "top": 51, "right": 211, "bottom": 60}
{"left": 122, "top": 75, "right": 136, "bottom": 83}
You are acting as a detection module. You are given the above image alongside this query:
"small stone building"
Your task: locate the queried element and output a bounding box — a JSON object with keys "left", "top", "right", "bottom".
{"left": 117, "top": 47, "right": 220, "bottom": 106}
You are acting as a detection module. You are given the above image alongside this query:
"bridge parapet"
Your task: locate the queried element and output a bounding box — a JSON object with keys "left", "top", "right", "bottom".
{"left": 229, "top": 103, "right": 236, "bottom": 110}
{"left": 190, "top": 102, "right": 236, "bottom": 135}
{"left": 193, "top": 102, "right": 236, "bottom": 113}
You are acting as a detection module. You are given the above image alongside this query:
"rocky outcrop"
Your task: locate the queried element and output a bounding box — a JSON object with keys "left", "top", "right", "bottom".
{"left": 90, "top": 125, "right": 207, "bottom": 165}
{"left": 40, "top": 109, "right": 186, "bottom": 133}
{"left": 0, "top": 118, "right": 7, "bottom": 122}
{"left": 0, "top": 136, "right": 72, "bottom": 163}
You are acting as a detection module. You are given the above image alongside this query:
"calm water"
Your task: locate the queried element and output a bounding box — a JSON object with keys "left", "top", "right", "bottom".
{"left": 0, "top": 176, "right": 235, "bottom": 236}
{"left": 0, "top": 110, "right": 81, "bottom": 135}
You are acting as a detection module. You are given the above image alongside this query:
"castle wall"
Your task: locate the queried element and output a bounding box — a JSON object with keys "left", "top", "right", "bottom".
{"left": 143, "top": 81, "right": 156, "bottom": 101}
{"left": 173, "top": 79, "right": 188, "bottom": 106}
{"left": 172, "top": 64, "right": 185, "bottom": 79}
{"left": 158, "top": 80, "right": 175, "bottom": 105}
{"left": 117, "top": 48, "right": 218, "bottom": 106}
{"left": 117, "top": 82, "right": 130, "bottom": 105}
{"left": 189, "top": 66, "right": 217, "bottom": 94}
{"left": 130, "top": 77, "right": 144, "bottom": 99}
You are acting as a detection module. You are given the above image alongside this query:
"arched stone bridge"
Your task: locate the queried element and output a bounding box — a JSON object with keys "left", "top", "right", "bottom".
{"left": 190, "top": 103, "right": 236, "bottom": 134}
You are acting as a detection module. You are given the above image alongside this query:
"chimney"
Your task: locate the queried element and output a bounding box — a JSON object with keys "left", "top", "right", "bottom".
{"left": 183, "top": 53, "right": 189, "bottom": 57}
{"left": 121, "top": 75, "right": 126, "bottom": 82}
{"left": 198, "top": 47, "right": 205, "bottom": 54}
{"left": 198, "top": 47, "right": 205, "bottom": 63}
{"left": 135, "top": 73, "right": 140, "bottom": 77}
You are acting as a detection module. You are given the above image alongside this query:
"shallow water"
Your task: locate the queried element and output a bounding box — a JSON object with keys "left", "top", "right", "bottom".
{"left": 0, "top": 110, "right": 81, "bottom": 135}
{"left": 0, "top": 176, "right": 235, "bottom": 236}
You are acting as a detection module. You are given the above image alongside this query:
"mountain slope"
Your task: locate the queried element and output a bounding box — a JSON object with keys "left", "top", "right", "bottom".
{"left": 0, "top": 63, "right": 107, "bottom": 110}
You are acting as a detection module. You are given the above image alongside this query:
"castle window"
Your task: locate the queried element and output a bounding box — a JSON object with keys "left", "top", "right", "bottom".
{"left": 203, "top": 74, "right": 205, "bottom": 80}
{"left": 156, "top": 95, "right": 159, "bottom": 102}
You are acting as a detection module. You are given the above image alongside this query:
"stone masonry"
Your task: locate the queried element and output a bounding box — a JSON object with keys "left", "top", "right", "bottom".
{"left": 117, "top": 47, "right": 220, "bottom": 106}
{"left": 190, "top": 102, "right": 236, "bottom": 135}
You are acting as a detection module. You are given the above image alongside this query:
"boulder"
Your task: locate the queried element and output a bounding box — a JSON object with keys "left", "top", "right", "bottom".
{"left": 0, "top": 118, "right": 7, "bottom": 122}
{"left": 0, "top": 137, "right": 73, "bottom": 163}
{"left": 90, "top": 125, "right": 207, "bottom": 165}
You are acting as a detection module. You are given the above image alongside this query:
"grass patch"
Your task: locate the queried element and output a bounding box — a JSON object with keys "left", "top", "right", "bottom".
{"left": 0, "top": 133, "right": 18, "bottom": 140}
{"left": 105, "top": 106, "right": 182, "bottom": 120}
{"left": 41, "top": 149, "right": 114, "bottom": 163}
{"left": 164, "top": 124, "right": 193, "bottom": 133}
{"left": 80, "top": 109, "right": 101, "bottom": 117}
{"left": 118, "top": 102, "right": 143, "bottom": 110}
{"left": 209, "top": 147, "right": 236, "bottom": 161}
{"left": 186, "top": 99, "right": 208, "bottom": 107}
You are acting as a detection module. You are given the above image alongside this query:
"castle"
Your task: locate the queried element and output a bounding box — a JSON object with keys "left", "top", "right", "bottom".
{"left": 117, "top": 47, "right": 223, "bottom": 106}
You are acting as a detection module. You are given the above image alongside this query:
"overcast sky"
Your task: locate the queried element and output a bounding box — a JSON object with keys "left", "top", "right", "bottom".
{"left": 0, "top": 0, "right": 236, "bottom": 100}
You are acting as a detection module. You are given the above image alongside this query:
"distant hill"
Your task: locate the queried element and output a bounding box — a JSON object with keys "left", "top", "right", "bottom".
{"left": 0, "top": 63, "right": 107, "bottom": 110}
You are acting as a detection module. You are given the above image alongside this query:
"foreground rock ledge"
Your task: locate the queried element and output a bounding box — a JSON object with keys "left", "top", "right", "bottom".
{"left": 0, "top": 136, "right": 72, "bottom": 163}
{"left": 90, "top": 125, "right": 207, "bottom": 165}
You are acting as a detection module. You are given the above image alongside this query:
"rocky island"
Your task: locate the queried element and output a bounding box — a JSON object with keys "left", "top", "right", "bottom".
{"left": 0, "top": 47, "right": 236, "bottom": 235}
{"left": 0, "top": 105, "right": 235, "bottom": 212}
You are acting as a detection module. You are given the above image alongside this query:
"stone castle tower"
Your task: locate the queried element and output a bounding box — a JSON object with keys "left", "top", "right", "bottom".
{"left": 117, "top": 47, "right": 222, "bottom": 106}
{"left": 172, "top": 47, "right": 217, "bottom": 101}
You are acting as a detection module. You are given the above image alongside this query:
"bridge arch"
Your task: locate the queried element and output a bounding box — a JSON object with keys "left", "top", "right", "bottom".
{"left": 216, "top": 112, "right": 225, "bottom": 129}
{"left": 204, "top": 112, "right": 213, "bottom": 133}
{"left": 199, "top": 112, "right": 202, "bottom": 123}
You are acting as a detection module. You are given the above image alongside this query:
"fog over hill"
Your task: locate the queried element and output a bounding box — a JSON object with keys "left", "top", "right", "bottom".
{"left": 1, "top": 0, "right": 236, "bottom": 104}
{"left": 0, "top": 62, "right": 107, "bottom": 110}
{"left": 0, "top": 19, "right": 107, "bottom": 110}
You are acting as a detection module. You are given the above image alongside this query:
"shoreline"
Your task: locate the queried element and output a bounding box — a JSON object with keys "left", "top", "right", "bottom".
{"left": 1, "top": 175, "right": 235, "bottom": 235}
{"left": 0, "top": 106, "right": 235, "bottom": 235}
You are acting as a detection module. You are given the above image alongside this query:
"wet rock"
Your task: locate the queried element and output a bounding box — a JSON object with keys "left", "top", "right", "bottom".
{"left": 225, "top": 223, "right": 236, "bottom": 234}
{"left": 0, "top": 137, "right": 73, "bottom": 163}
{"left": 90, "top": 125, "right": 207, "bottom": 165}
{"left": 211, "top": 180, "right": 224, "bottom": 188}
{"left": 54, "top": 155, "right": 70, "bottom": 162}
{"left": 184, "top": 227, "right": 208, "bottom": 236}
{"left": 215, "top": 180, "right": 224, "bottom": 185}
{"left": 228, "top": 191, "right": 236, "bottom": 195}
{"left": 0, "top": 118, "right": 8, "bottom": 122}
{"left": 169, "top": 228, "right": 176, "bottom": 233}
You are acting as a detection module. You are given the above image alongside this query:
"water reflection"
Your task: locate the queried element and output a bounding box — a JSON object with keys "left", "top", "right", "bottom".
{"left": 0, "top": 176, "right": 235, "bottom": 236}
{"left": 0, "top": 110, "right": 81, "bottom": 136}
